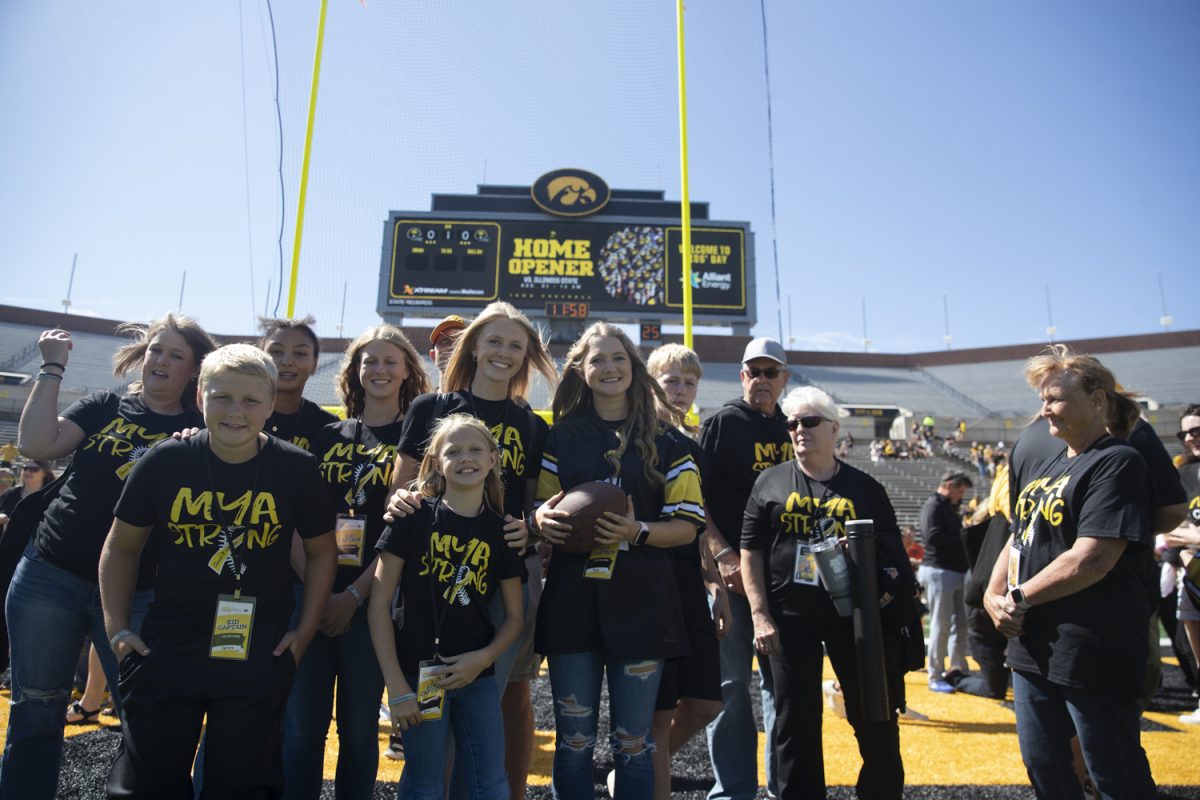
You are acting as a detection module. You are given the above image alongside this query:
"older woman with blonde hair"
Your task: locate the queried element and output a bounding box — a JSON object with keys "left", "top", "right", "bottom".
{"left": 986, "top": 344, "right": 1158, "bottom": 799}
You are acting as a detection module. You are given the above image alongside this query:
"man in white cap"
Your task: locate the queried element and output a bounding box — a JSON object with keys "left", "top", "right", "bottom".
{"left": 700, "top": 337, "right": 791, "bottom": 800}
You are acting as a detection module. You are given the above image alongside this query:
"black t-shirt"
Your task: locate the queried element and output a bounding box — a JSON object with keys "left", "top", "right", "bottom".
{"left": 741, "top": 459, "right": 903, "bottom": 622}
{"left": 1181, "top": 462, "right": 1200, "bottom": 526}
{"left": 36, "top": 391, "right": 203, "bottom": 585}
{"left": 919, "top": 493, "right": 968, "bottom": 573}
{"left": 265, "top": 398, "right": 339, "bottom": 453}
{"left": 1010, "top": 417, "right": 1185, "bottom": 519}
{"left": 534, "top": 413, "right": 705, "bottom": 659}
{"left": 699, "top": 399, "right": 792, "bottom": 552}
{"left": 312, "top": 418, "right": 403, "bottom": 591}
{"left": 399, "top": 391, "right": 549, "bottom": 519}
{"left": 1006, "top": 437, "right": 1153, "bottom": 694}
{"left": 114, "top": 433, "right": 334, "bottom": 643}
{"left": 375, "top": 498, "right": 523, "bottom": 676}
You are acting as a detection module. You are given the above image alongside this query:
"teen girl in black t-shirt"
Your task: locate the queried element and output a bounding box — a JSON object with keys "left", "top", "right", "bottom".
{"left": 534, "top": 323, "right": 704, "bottom": 800}
{"left": 1, "top": 316, "right": 215, "bottom": 800}
{"left": 258, "top": 317, "right": 338, "bottom": 451}
{"left": 369, "top": 415, "right": 523, "bottom": 800}
{"left": 281, "top": 324, "right": 430, "bottom": 798}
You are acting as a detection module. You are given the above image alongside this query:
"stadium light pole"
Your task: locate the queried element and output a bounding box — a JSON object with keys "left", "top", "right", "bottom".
{"left": 1157, "top": 269, "right": 1173, "bottom": 332}
{"left": 286, "top": 0, "right": 330, "bottom": 318}
{"left": 676, "top": 0, "right": 695, "bottom": 349}
{"left": 942, "top": 293, "right": 952, "bottom": 350}
{"left": 861, "top": 296, "right": 870, "bottom": 353}
{"left": 1044, "top": 282, "right": 1057, "bottom": 343}
{"left": 61, "top": 252, "right": 77, "bottom": 317}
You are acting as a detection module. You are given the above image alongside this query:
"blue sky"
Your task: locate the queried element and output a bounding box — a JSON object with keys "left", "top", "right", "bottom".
{"left": 2, "top": 1, "right": 1197, "bottom": 352}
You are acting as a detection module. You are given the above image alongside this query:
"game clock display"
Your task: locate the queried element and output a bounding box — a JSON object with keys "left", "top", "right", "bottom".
{"left": 545, "top": 302, "right": 590, "bottom": 319}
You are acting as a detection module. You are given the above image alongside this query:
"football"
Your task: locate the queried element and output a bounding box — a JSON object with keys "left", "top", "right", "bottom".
{"left": 547, "top": 480, "right": 628, "bottom": 555}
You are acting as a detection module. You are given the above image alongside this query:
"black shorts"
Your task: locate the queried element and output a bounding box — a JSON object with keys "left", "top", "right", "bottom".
{"left": 655, "top": 623, "right": 721, "bottom": 710}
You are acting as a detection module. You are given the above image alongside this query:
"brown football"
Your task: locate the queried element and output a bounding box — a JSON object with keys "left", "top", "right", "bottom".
{"left": 549, "top": 480, "right": 628, "bottom": 555}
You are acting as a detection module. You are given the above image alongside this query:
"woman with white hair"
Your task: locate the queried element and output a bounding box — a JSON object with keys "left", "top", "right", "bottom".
{"left": 742, "top": 386, "right": 914, "bottom": 800}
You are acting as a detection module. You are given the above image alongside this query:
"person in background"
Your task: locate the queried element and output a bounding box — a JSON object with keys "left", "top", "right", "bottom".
{"left": 259, "top": 317, "right": 339, "bottom": 451}
{"left": 1163, "top": 403, "right": 1200, "bottom": 724}
{"left": 699, "top": 337, "right": 792, "bottom": 800}
{"left": 645, "top": 344, "right": 729, "bottom": 800}
{"left": 2, "top": 316, "right": 216, "bottom": 800}
{"left": 0, "top": 470, "right": 14, "bottom": 494}
{"left": 0, "top": 442, "right": 18, "bottom": 468}
{"left": 918, "top": 471, "right": 973, "bottom": 694}
{"left": 0, "top": 460, "right": 55, "bottom": 679}
{"left": 429, "top": 315, "right": 468, "bottom": 387}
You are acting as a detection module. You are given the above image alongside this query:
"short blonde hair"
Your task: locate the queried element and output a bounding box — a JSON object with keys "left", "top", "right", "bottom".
{"left": 646, "top": 343, "right": 703, "bottom": 380}
{"left": 199, "top": 344, "right": 278, "bottom": 397}
{"left": 1023, "top": 345, "right": 1140, "bottom": 438}
{"left": 781, "top": 386, "right": 839, "bottom": 423}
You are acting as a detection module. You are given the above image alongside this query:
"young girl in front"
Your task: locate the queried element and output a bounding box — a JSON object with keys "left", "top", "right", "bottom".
{"left": 534, "top": 323, "right": 705, "bottom": 800}
{"left": 369, "top": 414, "right": 523, "bottom": 800}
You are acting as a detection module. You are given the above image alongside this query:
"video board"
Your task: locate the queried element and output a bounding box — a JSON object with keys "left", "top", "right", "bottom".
{"left": 378, "top": 213, "right": 751, "bottom": 323}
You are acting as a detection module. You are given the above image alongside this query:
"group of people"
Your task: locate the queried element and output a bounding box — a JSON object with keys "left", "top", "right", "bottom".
{"left": 0, "top": 302, "right": 1191, "bottom": 800}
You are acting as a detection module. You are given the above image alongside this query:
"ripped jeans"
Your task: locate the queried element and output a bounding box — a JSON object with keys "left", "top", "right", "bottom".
{"left": 547, "top": 652, "right": 663, "bottom": 800}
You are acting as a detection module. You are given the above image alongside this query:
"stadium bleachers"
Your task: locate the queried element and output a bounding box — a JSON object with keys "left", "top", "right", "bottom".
{"left": 839, "top": 447, "right": 989, "bottom": 528}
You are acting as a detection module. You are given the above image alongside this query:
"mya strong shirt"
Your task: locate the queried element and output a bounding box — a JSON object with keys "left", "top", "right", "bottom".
{"left": 375, "top": 498, "right": 523, "bottom": 676}
{"left": 114, "top": 433, "right": 334, "bottom": 644}
{"left": 1006, "top": 436, "right": 1154, "bottom": 694}
{"left": 311, "top": 417, "right": 403, "bottom": 591}
{"left": 37, "top": 391, "right": 203, "bottom": 584}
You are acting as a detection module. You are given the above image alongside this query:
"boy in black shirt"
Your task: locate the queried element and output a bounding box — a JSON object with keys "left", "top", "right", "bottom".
{"left": 99, "top": 344, "right": 336, "bottom": 800}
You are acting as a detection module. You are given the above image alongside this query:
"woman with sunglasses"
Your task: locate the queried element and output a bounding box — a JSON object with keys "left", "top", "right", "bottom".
{"left": 0, "top": 461, "right": 55, "bottom": 677}
{"left": 741, "top": 386, "right": 911, "bottom": 800}
{"left": 1164, "top": 403, "right": 1200, "bottom": 724}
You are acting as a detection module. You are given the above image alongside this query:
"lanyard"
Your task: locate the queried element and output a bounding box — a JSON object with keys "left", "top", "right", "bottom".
{"left": 203, "top": 432, "right": 262, "bottom": 599}
{"left": 428, "top": 497, "right": 481, "bottom": 659}
{"left": 791, "top": 459, "right": 840, "bottom": 541}
{"left": 465, "top": 391, "right": 513, "bottom": 484}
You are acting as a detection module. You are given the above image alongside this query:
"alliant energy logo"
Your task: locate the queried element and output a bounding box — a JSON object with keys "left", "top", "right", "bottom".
{"left": 531, "top": 168, "right": 611, "bottom": 217}
{"left": 689, "top": 271, "right": 733, "bottom": 291}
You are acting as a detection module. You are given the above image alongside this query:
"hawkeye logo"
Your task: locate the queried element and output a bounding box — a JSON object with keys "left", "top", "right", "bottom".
{"left": 531, "top": 168, "right": 611, "bottom": 217}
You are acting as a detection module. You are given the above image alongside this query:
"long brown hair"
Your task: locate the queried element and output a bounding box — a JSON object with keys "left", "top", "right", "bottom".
{"left": 440, "top": 302, "right": 557, "bottom": 401}
{"left": 113, "top": 314, "right": 217, "bottom": 411}
{"left": 1023, "top": 344, "right": 1141, "bottom": 438}
{"left": 336, "top": 325, "right": 430, "bottom": 419}
{"left": 415, "top": 414, "right": 505, "bottom": 512}
{"left": 552, "top": 323, "right": 679, "bottom": 487}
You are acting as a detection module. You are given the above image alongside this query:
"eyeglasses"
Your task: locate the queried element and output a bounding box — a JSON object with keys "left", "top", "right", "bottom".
{"left": 786, "top": 415, "right": 828, "bottom": 431}
{"left": 1177, "top": 427, "right": 1200, "bottom": 441}
{"left": 20, "top": 465, "right": 41, "bottom": 473}
{"left": 744, "top": 367, "right": 785, "bottom": 380}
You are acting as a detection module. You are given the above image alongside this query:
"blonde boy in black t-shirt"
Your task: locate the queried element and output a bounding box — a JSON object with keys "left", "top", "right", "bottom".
{"left": 99, "top": 344, "right": 336, "bottom": 800}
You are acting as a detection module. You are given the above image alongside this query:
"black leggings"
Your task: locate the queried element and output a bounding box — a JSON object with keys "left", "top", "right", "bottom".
{"left": 768, "top": 614, "right": 904, "bottom": 800}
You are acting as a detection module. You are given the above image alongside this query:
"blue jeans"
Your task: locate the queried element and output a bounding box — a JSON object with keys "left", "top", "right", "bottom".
{"left": 706, "top": 591, "right": 777, "bottom": 800}
{"left": 548, "top": 651, "right": 663, "bottom": 800}
{"left": 0, "top": 546, "right": 151, "bottom": 800}
{"left": 917, "top": 565, "right": 968, "bottom": 678}
{"left": 397, "top": 674, "right": 507, "bottom": 800}
{"left": 1012, "top": 670, "right": 1156, "bottom": 800}
{"left": 281, "top": 589, "right": 385, "bottom": 800}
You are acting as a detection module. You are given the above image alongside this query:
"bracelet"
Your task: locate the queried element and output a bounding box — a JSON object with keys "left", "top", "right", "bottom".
{"left": 345, "top": 585, "right": 365, "bottom": 607}
{"left": 40, "top": 362, "right": 66, "bottom": 372}
{"left": 36, "top": 372, "right": 63, "bottom": 382}
{"left": 388, "top": 692, "right": 417, "bottom": 707}
{"left": 714, "top": 546, "right": 734, "bottom": 561}
{"left": 109, "top": 629, "right": 134, "bottom": 650}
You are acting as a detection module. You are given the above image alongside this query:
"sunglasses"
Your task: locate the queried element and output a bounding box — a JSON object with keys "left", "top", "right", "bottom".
{"left": 20, "top": 465, "right": 41, "bottom": 472}
{"left": 744, "top": 367, "right": 785, "bottom": 380}
{"left": 1177, "top": 427, "right": 1200, "bottom": 441}
{"left": 786, "top": 415, "right": 828, "bottom": 431}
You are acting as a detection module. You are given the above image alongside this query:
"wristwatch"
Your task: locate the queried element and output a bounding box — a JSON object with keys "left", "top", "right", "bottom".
{"left": 1009, "top": 586, "right": 1032, "bottom": 613}
{"left": 632, "top": 522, "right": 651, "bottom": 546}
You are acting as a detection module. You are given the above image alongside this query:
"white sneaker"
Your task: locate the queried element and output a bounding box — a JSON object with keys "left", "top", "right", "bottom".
{"left": 822, "top": 679, "right": 846, "bottom": 718}
{"left": 379, "top": 703, "right": 391, "bottom": 725}
{"left": 900, "top": 706, "right": 929, "bottom": 721}
{"left": 606, "top": 769, "right": 616, "bottom": 797}
{"left": 1179, "top": 706, "right": 1200, "bottom": 725}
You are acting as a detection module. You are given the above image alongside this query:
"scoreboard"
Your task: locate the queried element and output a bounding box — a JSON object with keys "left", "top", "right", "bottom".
{"left": 378, "top": 214, "right": 753, "bottom": 325}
